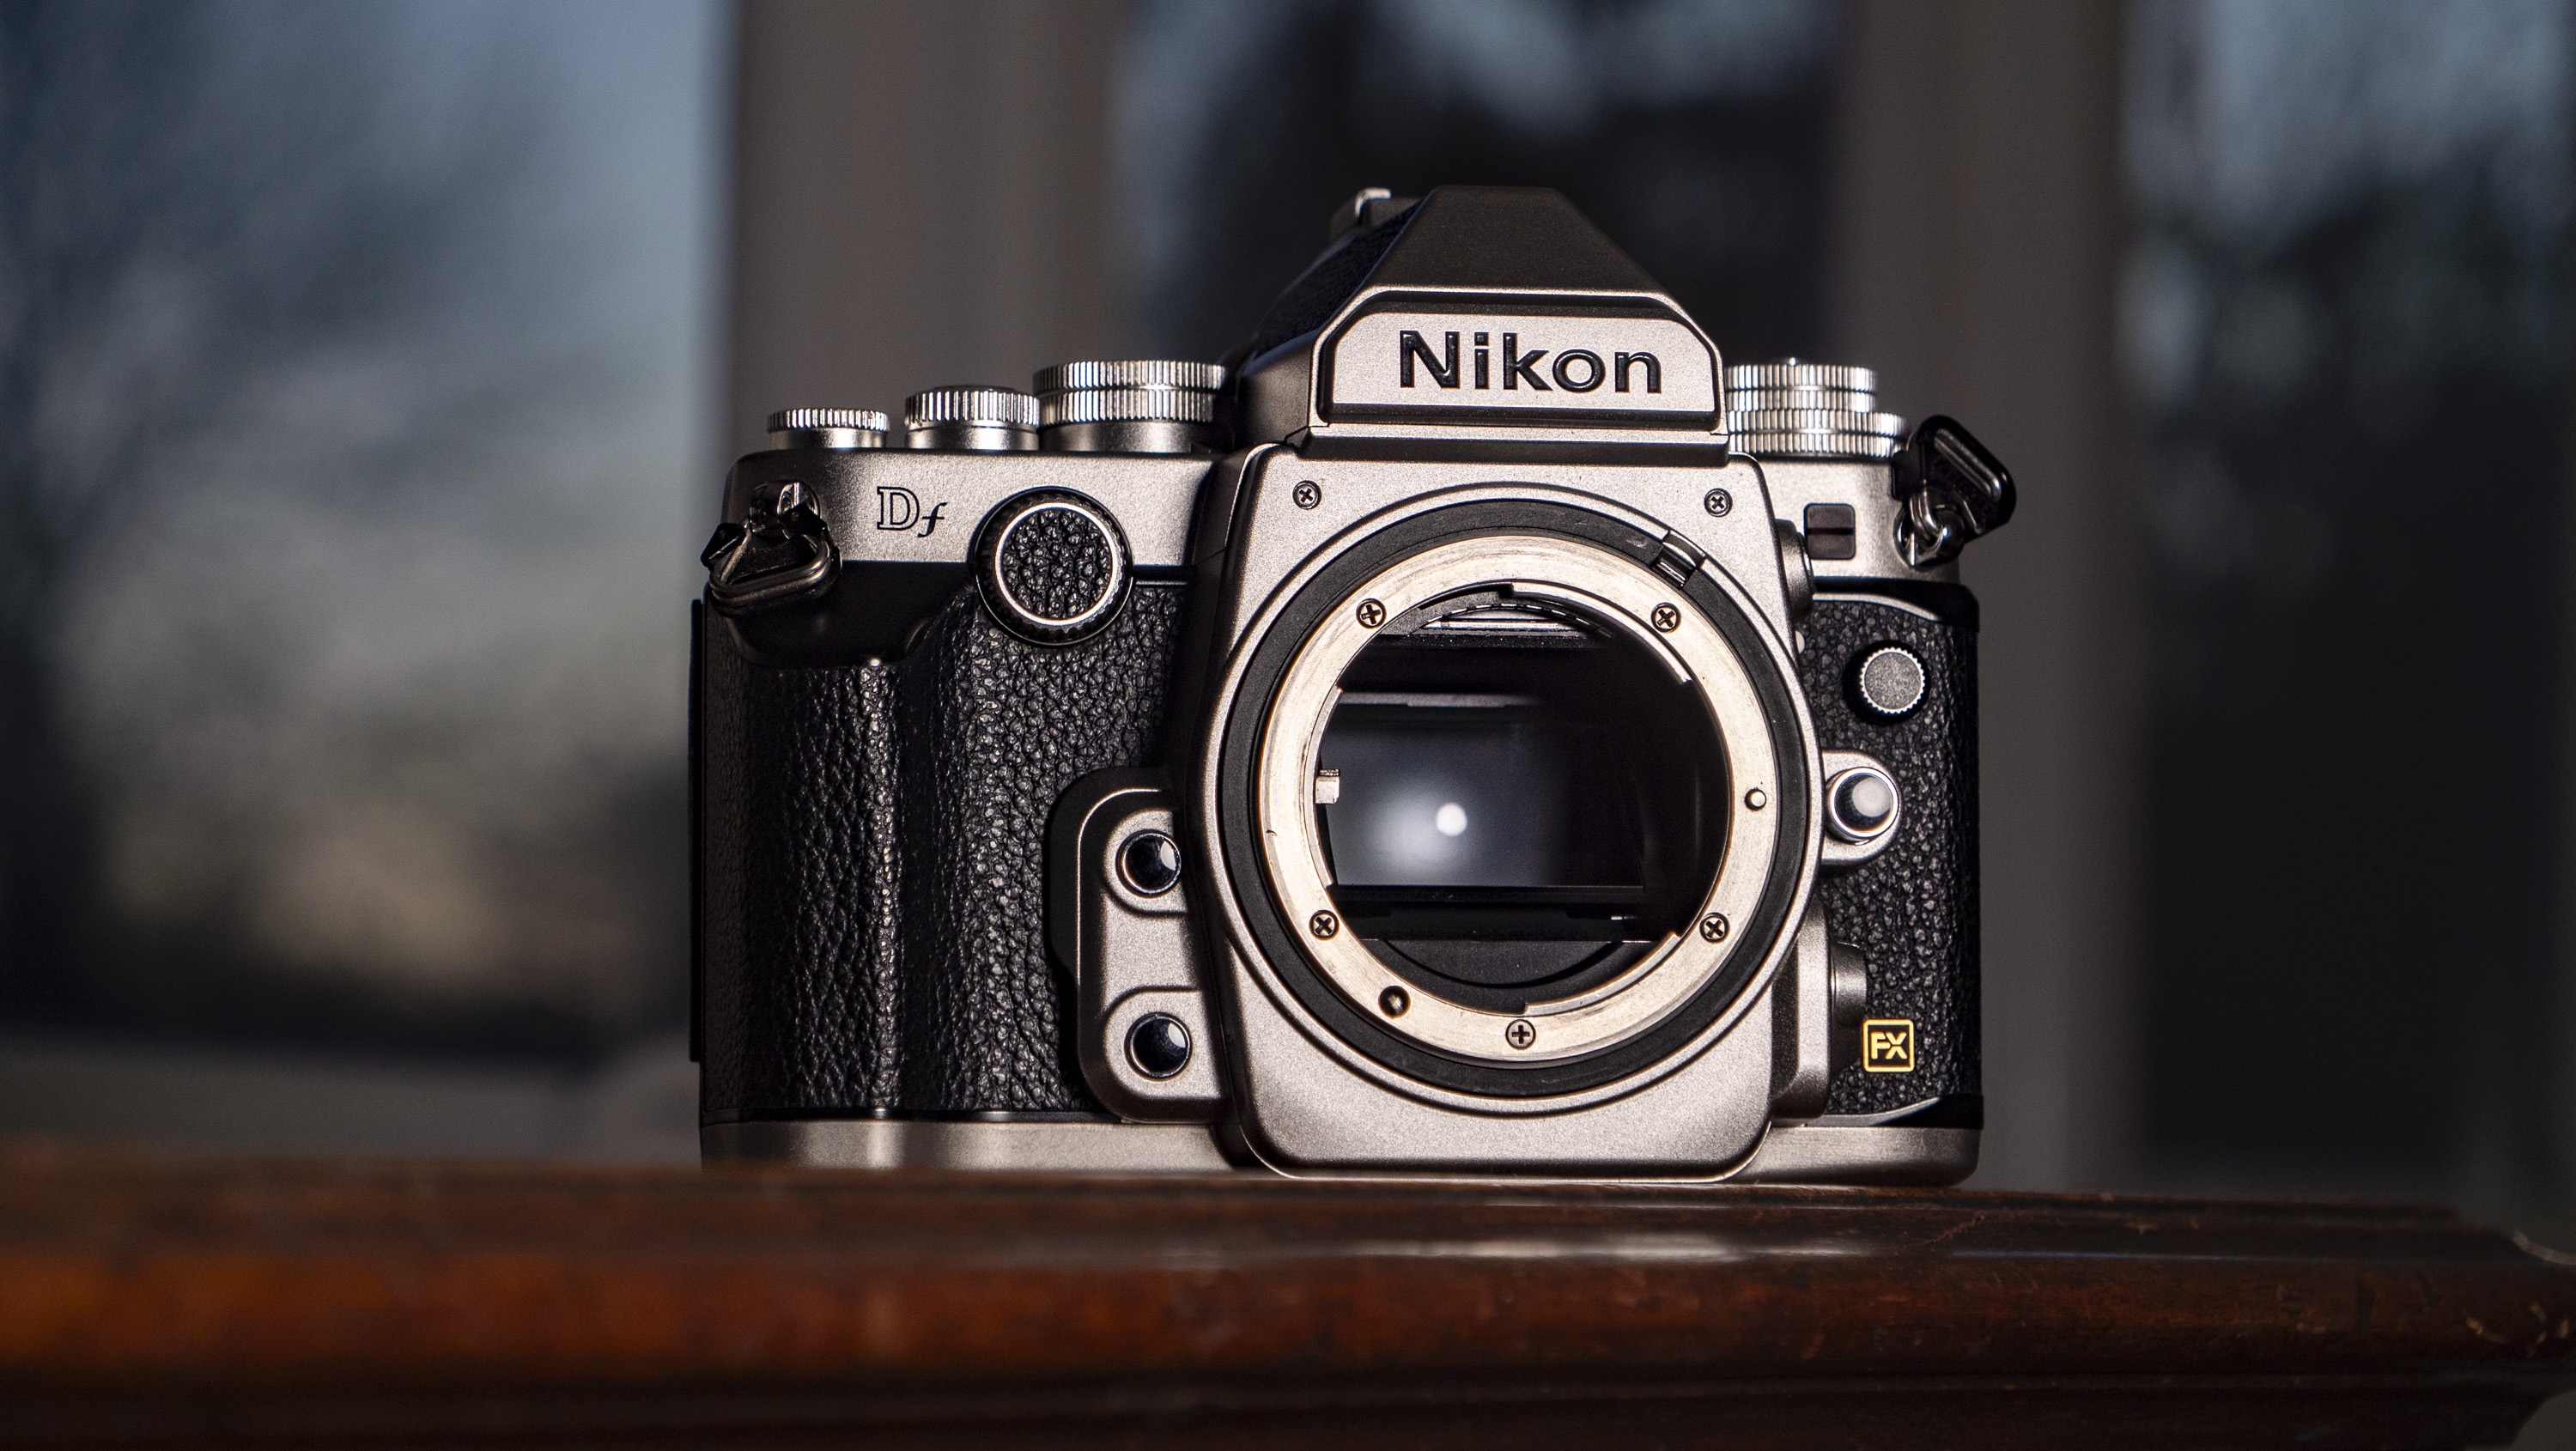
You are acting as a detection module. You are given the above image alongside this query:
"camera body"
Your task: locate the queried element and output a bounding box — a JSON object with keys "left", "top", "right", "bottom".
{"left": 692, "top": 187, "right": 2011, "bottom": 1182}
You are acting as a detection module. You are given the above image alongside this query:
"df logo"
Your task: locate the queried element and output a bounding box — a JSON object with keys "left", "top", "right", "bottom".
{"left": 875, "top": 486, "right": 949, "bottom": 537}
{"left": 1862, "top": 1018, "right": 1916, "bottom": 1073}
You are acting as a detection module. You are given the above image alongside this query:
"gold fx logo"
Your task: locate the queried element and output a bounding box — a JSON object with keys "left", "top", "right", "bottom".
{"left": 1862, "top": 1019, "right": 1916, "bottom": 1073}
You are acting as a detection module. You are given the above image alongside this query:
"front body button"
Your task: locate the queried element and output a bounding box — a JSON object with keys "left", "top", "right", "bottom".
{"left": 1849, "top": 643, "right": 1926, "bottom": 720}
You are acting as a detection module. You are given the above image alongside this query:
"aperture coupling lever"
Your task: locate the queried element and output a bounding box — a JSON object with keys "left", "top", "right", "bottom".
{"left": 1892, "top": 416, "right": 2014, "bottom": 568}
{"left": 702, "top": 478, "right": 840, "bottom": 613}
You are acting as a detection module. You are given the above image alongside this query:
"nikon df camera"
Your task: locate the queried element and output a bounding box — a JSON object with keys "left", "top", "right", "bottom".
{"left": 691, "top": 186, "right": 2013, "bottom": 1182}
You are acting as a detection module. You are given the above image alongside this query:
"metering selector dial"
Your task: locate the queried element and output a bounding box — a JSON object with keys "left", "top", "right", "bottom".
{"left": 1724, "top": 360, "right": 1907, "bottom": 460}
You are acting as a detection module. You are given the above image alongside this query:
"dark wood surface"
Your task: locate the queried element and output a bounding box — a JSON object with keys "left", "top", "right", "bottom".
{"left": 3, "top": 1144, "right": 2573, "bottom": 1448}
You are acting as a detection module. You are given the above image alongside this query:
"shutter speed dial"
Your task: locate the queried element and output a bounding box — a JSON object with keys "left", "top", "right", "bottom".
{"left": 1033, "top": 360, "right": 1228, "bottom": 454}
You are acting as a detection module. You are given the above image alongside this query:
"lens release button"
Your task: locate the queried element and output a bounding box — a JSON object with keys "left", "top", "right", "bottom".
{"left": 1826, "top": 766, "right": 1901, "bottom": 843}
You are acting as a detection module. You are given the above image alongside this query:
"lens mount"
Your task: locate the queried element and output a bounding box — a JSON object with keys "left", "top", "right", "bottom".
{"left": 1205, "top": 494, "right": 1816, "bottom": 1103}
{"left": 1253, "top": 532, "right": 1781, "bottom": 1066}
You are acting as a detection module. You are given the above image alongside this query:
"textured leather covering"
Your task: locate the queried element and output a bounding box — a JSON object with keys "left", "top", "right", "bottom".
{"left": 697, "top": 640, "right": 902, "bottom": 1116}
{"left": 699, "top": 580, "right": 1182, "bottom": 1120}
{"left": 995, "top": 508, "right": 1114, "bottom": 621}
{"left": 1800, "top": 598, "right": 1979, "bottom": 1114}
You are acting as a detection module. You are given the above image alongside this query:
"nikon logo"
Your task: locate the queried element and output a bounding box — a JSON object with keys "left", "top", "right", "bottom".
{"left": 1321, "top": 307, "right": 1716, "bottom": 424}
{"left": 1396, "top": 330, "right": 1661, "bottom": 395}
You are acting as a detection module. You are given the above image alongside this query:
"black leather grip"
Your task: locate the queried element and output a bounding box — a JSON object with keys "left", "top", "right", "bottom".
{"left": 697, "top": 576, "right": 1971, "bottom": 1124}
{"left": 696, "top": 579, "right": 1184, "bottom": 1121}
{"left": 1800, "top": 597, "right": 1981, "bottom": 1114}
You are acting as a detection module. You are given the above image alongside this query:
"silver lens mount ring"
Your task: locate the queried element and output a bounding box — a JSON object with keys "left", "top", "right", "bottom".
{"left": 1253, "top": 533, "right": 1784, "bottom": 1066}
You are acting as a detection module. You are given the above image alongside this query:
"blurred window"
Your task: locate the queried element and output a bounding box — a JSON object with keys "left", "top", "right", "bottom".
{"left": 2124, "top": 0, "right": 2573, "bottom": 1185}
{"left": 1121, "top": 0, "right": 1837, "bottom": 360}
{"left": 0, "top": 0, "right": 722, "bottom": 1063}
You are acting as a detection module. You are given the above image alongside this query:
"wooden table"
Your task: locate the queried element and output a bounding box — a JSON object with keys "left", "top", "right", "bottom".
{"left": 2, "top": 1144, "right": 2572, "bottom": 1447}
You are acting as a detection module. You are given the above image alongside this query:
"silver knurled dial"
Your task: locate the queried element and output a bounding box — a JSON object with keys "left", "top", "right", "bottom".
{"left": 767, "top": 408, "right": 889, "bottom": 434}
{"left": 765, "top": 407, "right": 890, "bottom": 451}
{"left": 1725, "top": 359, "right": 1907, "bottom": 460}
{"left": 1033, "top": 360, "right": 1227, "bottom": 428}
{"left": 905, "top": 386, "right": 1039, "bottom": 430}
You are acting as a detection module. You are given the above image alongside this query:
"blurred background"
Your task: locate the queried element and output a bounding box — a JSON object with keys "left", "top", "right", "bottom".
{"left": 0, "top": 0, "right": 2569, "bottom": 1236}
